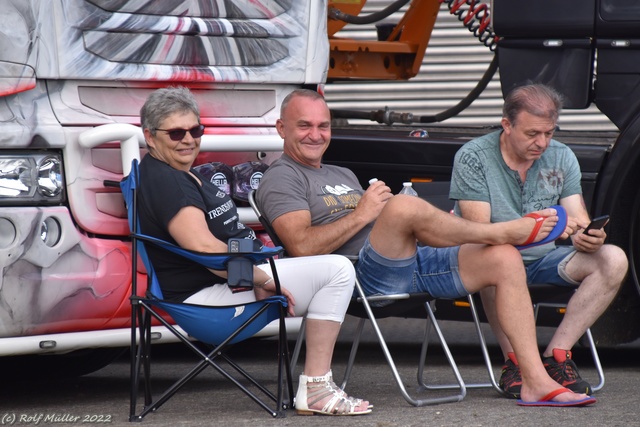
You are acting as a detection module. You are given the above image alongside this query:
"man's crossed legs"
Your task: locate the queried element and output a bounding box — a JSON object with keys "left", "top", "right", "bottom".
{"left": 360, "top": 195, "right": 595, "bottom": 405}
{"left": 481, "top": 243, "right": 626, "bottom": 398}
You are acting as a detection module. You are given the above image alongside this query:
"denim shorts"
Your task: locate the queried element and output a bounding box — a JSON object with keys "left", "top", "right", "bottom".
{"left": 355, "top": 237, "right": 467, "bottom": 299}
{"left": 525, "top": 246, "right": 580, "bottom": 286}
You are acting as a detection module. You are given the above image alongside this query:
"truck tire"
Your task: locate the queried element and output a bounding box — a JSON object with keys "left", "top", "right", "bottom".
{"left": 591, "top": 160, "right": 640, "bottom": 346}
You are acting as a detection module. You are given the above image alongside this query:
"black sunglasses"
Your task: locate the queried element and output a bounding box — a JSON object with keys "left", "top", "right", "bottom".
{"left": 155, "top": 124, "right": 205, "bottom": 141}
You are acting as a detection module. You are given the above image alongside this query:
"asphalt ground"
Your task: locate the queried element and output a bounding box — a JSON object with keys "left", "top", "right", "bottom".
{"left": 2, "top": 317, "right": 639, "bottom": 427}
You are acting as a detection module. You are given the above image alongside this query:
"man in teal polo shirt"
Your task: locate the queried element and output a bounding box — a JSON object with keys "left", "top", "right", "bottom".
{"left": 450, "top": 83, "right": 628, "bottom": 398}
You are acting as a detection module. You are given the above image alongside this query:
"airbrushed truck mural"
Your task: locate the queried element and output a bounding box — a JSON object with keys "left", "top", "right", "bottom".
{"left": 0, "top": 0, "right": 327, "bottom": 360}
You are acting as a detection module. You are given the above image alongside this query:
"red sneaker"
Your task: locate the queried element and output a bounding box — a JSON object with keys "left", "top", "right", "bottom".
{"left": 498, "top": 352, "right": 522, "bottom": 399}
{"left": 542, "top": 349, "right": 592, "bottom": 395}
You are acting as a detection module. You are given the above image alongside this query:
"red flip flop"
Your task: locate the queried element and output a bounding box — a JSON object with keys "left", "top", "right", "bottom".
{"left": 515, "top": 205, "right": 568, "bottom": 250}
{"left": 517, "top": 387, "right": 597, "bottom": 407}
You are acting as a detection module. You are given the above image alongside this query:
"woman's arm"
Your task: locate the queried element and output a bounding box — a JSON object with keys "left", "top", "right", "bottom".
{"left": 166, "top": 205, "right": 277, "bottom": 288}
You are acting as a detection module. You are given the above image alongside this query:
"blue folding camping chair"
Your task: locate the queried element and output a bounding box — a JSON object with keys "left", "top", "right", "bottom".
{"left": 120, "top": 159, "right": 293, "bottom": 421}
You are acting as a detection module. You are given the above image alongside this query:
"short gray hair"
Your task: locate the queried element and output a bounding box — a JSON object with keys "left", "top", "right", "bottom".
{"left": 140, "top": 86, "right": 200, "bottom": 135}
{"left": 503, "top": 83, "right": 563, "bottom": 126}
{"left": 280, "top": 88, "right": 325, "bottom": 118}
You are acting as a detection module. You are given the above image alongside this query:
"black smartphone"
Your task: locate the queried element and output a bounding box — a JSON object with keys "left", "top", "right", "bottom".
{"left": 583, "top": 215, "right": 610, "bottom": 236}
{"left": 227, "top": 238, "right": 254, "bottom": 292}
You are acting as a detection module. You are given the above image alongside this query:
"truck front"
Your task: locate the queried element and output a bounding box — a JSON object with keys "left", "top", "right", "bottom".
{"left": 0, "top": 0, "right": 327, "bottom": 371}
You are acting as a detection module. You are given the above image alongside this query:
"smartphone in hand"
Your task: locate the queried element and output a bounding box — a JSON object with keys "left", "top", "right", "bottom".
{"left": 583, "top": 215, "right": 610, "bottom": 236}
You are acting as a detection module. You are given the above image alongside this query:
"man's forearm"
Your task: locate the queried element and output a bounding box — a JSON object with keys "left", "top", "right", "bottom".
{"left": 276, "top": 211, "right": 368, "bottom": 257}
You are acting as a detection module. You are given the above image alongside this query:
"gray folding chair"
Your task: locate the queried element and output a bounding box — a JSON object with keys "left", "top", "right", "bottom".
{"left": 248, "top": 190, "right": 466, "bottom": 406}
{"left": 404, "top": 182, "right": 503, "bottom": 394}
{"left": 421, "top": 294, "right": 504, "bottom": 395}
{"left": 430, "top": 284, "right": 605, "bottom": 395}
{"left": 413, "top": 182, "right": 604, "bottom": 395}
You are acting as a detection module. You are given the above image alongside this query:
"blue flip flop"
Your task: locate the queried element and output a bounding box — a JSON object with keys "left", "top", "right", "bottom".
{"left": 515, "top": 205, "right": 568, "bottom": 251}
{"left": 517, "top": 387, "right": 597, "bottom": 407}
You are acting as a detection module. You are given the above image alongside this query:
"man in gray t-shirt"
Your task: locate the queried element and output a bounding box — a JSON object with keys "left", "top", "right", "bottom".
{"left": 450, "top": 83, "right": 627, "bottom": 398}
{"left": 256, "top": 153, "right": 370, "bottom": 256}
{"left": 256, "top": 88, "right": 599, "bottom": 406}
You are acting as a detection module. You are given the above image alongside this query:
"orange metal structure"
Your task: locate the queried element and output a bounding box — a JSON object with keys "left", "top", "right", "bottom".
{"left": 328, "top": 0, "right": 440, "bottom": 80}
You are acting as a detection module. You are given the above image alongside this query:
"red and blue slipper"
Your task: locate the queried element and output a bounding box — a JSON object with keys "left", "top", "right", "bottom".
{"left": 515, "top": 205, "right": 568, "bottom": 251}
{"left": 517, "top": 387, "right": 597, "bottom": 407}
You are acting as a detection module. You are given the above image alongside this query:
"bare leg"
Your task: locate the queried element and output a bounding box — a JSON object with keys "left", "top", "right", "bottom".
{"left": 303, "top": 319, "right": 340, "bottom": 376}
{"left": 480, "top": 286, "right": 514, "bottom": 359}
{"left": 543, "top": 245, "right": 627, "bottom": 356}
{"left": 369, "top": 195, "right": 559, "bottom": 259}
{"left": 479, "top": 244, "right": 627, "bottom": 361}
{"left": 458, "top": 244, "right": 589, "bottom": 402}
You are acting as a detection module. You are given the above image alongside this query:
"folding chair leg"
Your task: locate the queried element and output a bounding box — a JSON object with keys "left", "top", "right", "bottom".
{"left": 282, "top": 317, "right": 306, "bottom": 409}
{"left": 340, "top": 318, "right": 367, "bottom": 390}
{"left": 418, "top": 295, "right": 504, "bottom": 394}
{"left": 131, "top": 302, "right": 291, "bottom": 420}
{"left": 583, "top": 328, "right": 605, "bottom": 392}
{"left": 130, "top": 303, "right": 155, "bottom": 422}
{"left": 141, "top": 311, "right": 153, "bottom": 406}
{"left": 277, "top": 309, "right": 295, "bottom": 411}
{"left": 129, "top": 305, "right": 143, "bottom": 421}
{"left": 414, "top": 301, "right": 468, "bottom": 401}
{"left": 289, "top": 316, "right": 306, "bottom": 375}
{"left": 341, "top": 280, "right": 466, "bottom": 406}
{"left": 465, "top": 295, "right": 504, "bottom": 394}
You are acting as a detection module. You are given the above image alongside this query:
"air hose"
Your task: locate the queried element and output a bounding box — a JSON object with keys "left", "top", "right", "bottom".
{"left": 328, "top": 0, "right": 411, "bottom": 25}
{"left": 329, "top": 0, "right": 501, "bottom": 125}
{"left": 440, "top": 0, "right": 499, "bottom": 51}
{"left": 418, "top": 53, "right": 498, "bottom": 123}
{"left": 330, "top": 54, "right": 497, "bottom": 125}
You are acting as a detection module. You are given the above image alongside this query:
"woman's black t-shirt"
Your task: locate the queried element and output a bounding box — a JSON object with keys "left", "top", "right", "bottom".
{"left": 138, "top": 155, "right": 257, "bottom": 302}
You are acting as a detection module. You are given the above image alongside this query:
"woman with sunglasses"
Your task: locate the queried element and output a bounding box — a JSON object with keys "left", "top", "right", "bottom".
{"left": 138, "top": 86, "right": 371, "bottom": 416}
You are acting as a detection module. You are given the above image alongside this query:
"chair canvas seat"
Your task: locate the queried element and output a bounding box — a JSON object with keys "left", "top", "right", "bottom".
{"left": 133, "top": 232, "right": 286, "bottom": 346}
{"left": 149, "top": 295, "right": 285, "bottom": 345}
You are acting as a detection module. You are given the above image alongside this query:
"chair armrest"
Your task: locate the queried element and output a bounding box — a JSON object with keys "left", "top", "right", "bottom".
{"left": 133, "top": 233, "right": 283, "bottom": 269}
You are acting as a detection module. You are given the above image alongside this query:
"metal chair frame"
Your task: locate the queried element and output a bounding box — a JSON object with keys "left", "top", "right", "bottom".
{"left": 430, "top": 287, "right": 605, "bottom": 394}
{"left": 248, "top": 190, "right": 467, "bottom": 406}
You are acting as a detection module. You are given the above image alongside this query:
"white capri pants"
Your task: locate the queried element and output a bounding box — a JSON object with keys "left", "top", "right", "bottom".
{"left": 184, "top": 254, "right": 355, "bottom": 324}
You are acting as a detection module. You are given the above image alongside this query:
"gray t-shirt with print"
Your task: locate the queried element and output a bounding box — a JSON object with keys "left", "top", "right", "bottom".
{"left": 449, "top": 130, "right": 582, "bottom": 262}
{"left": 256, "top": 153, "right": 372, "bottom": 256}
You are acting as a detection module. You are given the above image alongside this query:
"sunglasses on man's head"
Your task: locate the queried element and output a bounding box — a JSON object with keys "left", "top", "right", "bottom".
{"left": 155, "top": 124, "right": 205, "bottom": 141}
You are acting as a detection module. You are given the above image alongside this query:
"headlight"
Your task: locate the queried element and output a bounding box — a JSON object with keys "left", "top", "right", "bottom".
{"left": 0, "top": 152, "right": 64, "bottom": 205}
